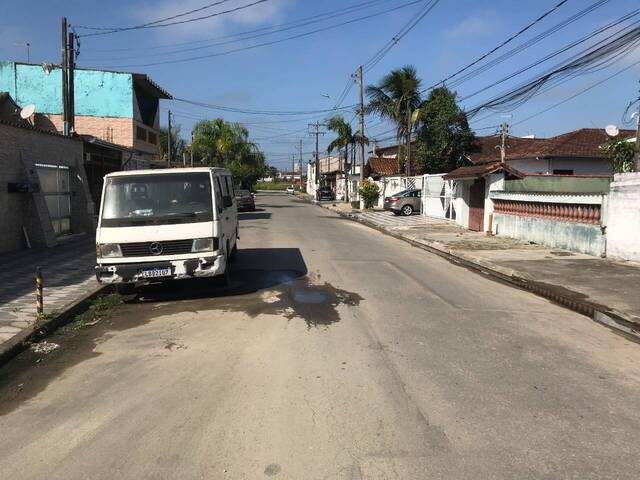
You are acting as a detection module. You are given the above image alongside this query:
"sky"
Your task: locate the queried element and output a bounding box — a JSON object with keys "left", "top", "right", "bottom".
{"left": 1, "top": 0, "right": 639, "bottom": 170}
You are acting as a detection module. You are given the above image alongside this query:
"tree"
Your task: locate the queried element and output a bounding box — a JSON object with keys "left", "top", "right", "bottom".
{"left": 265, "top": 165, "right": 279, "bottom": 179}
{"left": 600, "top": 136, "right": 636, "bottom": 174}
{"left": 359, "top": 181, "right": 380, "bottom": 209}
{"left": 191, "top": 118, "right": 267, "bottom": 188}
{"left": 365, "top": 65, "right": 422, "bottom": 173}
{"left": 414, "top": 87, "right": 476, "bottom": 173}
{"left": 327, "top": 115, "right": 368, "bottom": 201}
{"left": 159, "top": 125, "right": 186, "bottom": 163}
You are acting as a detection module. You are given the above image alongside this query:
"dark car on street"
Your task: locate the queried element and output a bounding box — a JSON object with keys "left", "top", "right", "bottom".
{"left": 235, "top": 189, "right": 256, "bottom": 211}
{"left": 316, "top": 186, "right": 333, "bottom": 201}
{"left": 384, "top": 189, "right": 421, "bottom": 216}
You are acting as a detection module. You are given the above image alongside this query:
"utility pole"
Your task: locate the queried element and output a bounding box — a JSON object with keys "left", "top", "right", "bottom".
{"left": 499, "top": 121, "right": 509, "bottom": 163}
{"left": 67, "top": 31, "right": 75, "bottom": 134}
{"left": 61, "top": 17, "right": 69, "bottom": 136}
{"left": 308, "top": 121, "right": 326, "bottom": 188}
{"left": 635, "top": 83, "right": 640, "bottom": 172}
{"left": 167, "top": 110, "right": 172, "bottom": 167}
{"left": 299, "top": 138, "right": 303, "bottom": 186}
{"left": 358, "top": 65, "right": 366, "bottom": 188}
{"left": 406, "top": 104, "right": 412, "bottom": 177}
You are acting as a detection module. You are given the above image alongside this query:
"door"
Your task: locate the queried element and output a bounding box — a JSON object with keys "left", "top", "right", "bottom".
{"left": 468, "top": 177, "right": 485, "bottom": 232}
{"left": 36, "top": 163, "right": 72, "bottom": 236}
{"left": 216, "top": 174, "right": 237, "bottom": 254}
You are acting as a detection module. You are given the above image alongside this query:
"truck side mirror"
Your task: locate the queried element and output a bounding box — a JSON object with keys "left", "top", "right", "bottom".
{"left": 223, "top": 195, "right": 233, "bottom": 208}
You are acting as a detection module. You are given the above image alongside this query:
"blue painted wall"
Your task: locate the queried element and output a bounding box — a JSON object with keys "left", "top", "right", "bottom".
{"left": 0, "top": 62, "right": 133, "bottom": 118}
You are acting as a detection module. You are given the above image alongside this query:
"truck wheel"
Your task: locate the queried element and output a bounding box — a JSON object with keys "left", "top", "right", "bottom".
{"left": 229, "top": 238, "right": 238, "bottom": 262}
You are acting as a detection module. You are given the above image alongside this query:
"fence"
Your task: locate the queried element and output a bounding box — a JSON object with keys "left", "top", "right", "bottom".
{"left": 421, "top": 174, "right": 456, "bottom": 220}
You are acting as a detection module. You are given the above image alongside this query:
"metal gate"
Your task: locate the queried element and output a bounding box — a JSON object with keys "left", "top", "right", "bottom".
{"left": 422, "top": 174, "right": 457, "bottom": 220}
{"left": 36, "top": 163, "right": 71, "bottom": 236}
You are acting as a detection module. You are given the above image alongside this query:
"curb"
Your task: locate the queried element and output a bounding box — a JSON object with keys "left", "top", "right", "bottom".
{"left": 309, "top": 198, "right": 640, "bottom": 342}
{"left": 0, "top": 284, "right": 110, "bottom": 367}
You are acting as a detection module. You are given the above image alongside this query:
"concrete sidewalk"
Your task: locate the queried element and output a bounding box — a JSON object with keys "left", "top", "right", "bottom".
{"left": 0, "top": 235, "right": 100, "bottom": 358}
{"left": 311, "top": 198, "right": 640, "bottom": 339}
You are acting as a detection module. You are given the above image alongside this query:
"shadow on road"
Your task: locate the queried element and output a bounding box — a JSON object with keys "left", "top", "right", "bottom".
{"left": 238, "top": 211, "right": 272, "bottom": 220}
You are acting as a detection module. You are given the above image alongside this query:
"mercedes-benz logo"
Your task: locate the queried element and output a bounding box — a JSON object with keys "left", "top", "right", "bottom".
{"left": 149, "top": 242, "right": 163, "bottom": 256}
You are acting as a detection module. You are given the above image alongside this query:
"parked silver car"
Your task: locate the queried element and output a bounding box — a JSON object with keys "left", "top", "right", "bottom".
{"left": 383, "top": 189, "right": 421, "bottom": 216}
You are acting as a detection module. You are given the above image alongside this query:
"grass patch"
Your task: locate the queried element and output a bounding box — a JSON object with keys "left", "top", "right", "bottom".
{"left": 62, "top": 293, "right": 123, "bottom": 333}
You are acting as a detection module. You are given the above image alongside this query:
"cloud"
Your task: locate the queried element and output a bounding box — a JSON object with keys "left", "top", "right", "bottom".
{"left": 127, "top": 0, "right": 294, "bottom": 39}
{"left": 444, "top": 12, "right": 501, "bottom": 40}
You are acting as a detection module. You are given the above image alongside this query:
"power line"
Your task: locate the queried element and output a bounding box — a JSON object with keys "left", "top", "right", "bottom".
{"left": 83, "top": 0, "right": 392, "bottom": 60}
{"left": 465, "top": 25, "right": 640, "bottom": 117}
{"left": 173, "top": 97, "right": 357, "bottom": 116}
{"left": 443, "top": 0, "right": 617, "bottom": 90}
{"left": 76, "top": 0, "right": 269, "bottom": 37}
{"left": 460, "top": 13, "right": 640, "bottom": 103}
{"left": 422, "top": 0, "right": 574, "bottom": 92}
{"left": 512, "top": 59, "right": 640, "bottom": 127}
{"left": 82, "top": 0, "right": 425, "bottom": 68}
{"left": 363, "top": 0, "right": 441, "bottom": 73}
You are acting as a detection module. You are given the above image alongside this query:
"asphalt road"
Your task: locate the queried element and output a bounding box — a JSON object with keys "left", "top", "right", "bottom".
{"left": 1, "top": 192, "right": 640, "bottom": 479}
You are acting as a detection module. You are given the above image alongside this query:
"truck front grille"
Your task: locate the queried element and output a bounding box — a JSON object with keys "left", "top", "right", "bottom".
{"left": 120, "top": 239, "right": 193, "bottom": 257}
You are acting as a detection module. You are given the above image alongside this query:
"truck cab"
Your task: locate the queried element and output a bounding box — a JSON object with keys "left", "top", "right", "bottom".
{"left": 95, "top": 168, "right": 238, "bottom": 291}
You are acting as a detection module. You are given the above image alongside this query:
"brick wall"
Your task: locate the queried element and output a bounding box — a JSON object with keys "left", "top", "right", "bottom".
{"left": 0, "top": 123, "right": 93, "bottom": 253}
{"left": 44, "top": 114, "right": 135, "bottom": 148}
{"left": 45, "top": 113, "right": 160, "bottom": 159}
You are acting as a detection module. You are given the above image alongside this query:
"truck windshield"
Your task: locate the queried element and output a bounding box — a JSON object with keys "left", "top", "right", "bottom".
{"left": 101, "top": 173, "right": 213, "bottom": 227}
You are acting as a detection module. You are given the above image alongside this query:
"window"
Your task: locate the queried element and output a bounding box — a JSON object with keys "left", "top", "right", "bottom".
{"left": 218, "top": 175, "right": 229, "bottom": 197}
{"left": 147, "top": 131, "right": 157, "bottom": 145}
{"left": 136, "top": 126, "right": 147, "bottom": 142}
{"left": 225, "top": 176, "right": 234, "bottom": 198}
{"left": 214, "top": 177, "right": 224, "bottom": 211}
{"left": 553, "top": 169, "right": 574, "bottom": 175}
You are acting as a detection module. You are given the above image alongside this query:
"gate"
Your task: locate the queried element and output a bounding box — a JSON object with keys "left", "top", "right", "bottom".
{"left": 422, "top": 174, "right": 457, "bottom": 219}
{"left": 468, "top": 177, "right": 485, "bottom": 232}
{"left": 36, "top": 163, "right": 71, "bottom": 236}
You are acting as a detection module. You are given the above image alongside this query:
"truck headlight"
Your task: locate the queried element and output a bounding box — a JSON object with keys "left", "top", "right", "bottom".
{"left": 99, "top": 243, "right": 122, "bottom": 258}
{"left": 192, "top": 237, "right": 215, "bottom": 253}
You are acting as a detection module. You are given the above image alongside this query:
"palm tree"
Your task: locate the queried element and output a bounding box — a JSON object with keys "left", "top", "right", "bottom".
{"left": 365, "top": 65, "right": 422, "bottom": 175}
{"left": 327, "top": 116, "right": 369, "bottom": 201}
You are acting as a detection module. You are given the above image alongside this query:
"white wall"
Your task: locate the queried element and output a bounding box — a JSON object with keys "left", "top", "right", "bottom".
{"left": 509, "top": 157, "right": 611, "bottom": 176}
{"left": 605, "top": 172, "right": 640, "bottom": 262}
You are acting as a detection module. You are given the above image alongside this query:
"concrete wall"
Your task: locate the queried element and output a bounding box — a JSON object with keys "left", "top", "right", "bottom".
{"left": 504, "top": 175, "right": 611, "bottom": 194}
{"left": 493, "top": 214, "right": 605, "bottom": 256}
{"left": 0, "top": 62, "right": 133, "bottom": 117}
{"left": 509, "top": 157, "right": 612, "bottom": 176}
{"left": 0, "top": 123, "right": 93, "bottom": 253}
{"left": 605, "top": 172, "right": 640, "bottom": 262}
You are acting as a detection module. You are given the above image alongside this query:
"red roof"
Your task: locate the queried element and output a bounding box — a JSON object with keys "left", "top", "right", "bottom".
{"left": 468, "top": 128, "right": 636, "bottom": 164}
{"left": 444, "top": 162, "right": 527, "bottom": 180}
{"left": 366, "top": 156, "right": 400, "bottom": 176}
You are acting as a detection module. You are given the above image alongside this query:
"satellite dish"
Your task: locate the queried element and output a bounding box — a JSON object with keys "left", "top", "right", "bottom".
{"left": 20, "top": 104, "right": 36, "bottom": 119}
{"left": 605, "top": 124, "right": 619, "bottom": 137}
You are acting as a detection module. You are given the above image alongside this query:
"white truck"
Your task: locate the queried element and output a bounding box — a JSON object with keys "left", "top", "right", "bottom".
{"left": 95, "top": 168, "right": 238, "bottom": 292}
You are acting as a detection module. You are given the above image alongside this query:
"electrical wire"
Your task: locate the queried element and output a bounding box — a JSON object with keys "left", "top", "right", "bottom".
{"left": 421, "top": 0, "right": 575, "bottom": 92}
{"left": 82, "top": 0, "right": 425, "bottom": 68}
{"left": 460, "top": 14, "right": 640, "bottom": 103}
{"left": 83, "top": 0, "right": 393, "bottom": 59}
{"left": 76, "top": 0, "right": 270, "bottom": 37}
{"left": 173, "top": 97, "right": 358, "bottom": 116}
{"left": 363, "top": 0, "right": 441, "bottom": 73}
{"left": 432, "top": 0, "right": 616, "bottom": 92}
{"left": 511, "top": 59, "right": 640, "bottom": 127}
{"left": 465, "top": 26, "right": 640, "bottom": 117}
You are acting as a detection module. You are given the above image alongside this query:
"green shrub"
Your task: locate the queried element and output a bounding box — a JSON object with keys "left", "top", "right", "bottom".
{"left": 359, "top": 181, "right": 380, "bottom": 209}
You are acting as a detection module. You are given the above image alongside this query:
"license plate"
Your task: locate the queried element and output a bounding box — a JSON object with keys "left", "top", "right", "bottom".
{"left": 139, "top": 267, "right": 171, "bottom": 278}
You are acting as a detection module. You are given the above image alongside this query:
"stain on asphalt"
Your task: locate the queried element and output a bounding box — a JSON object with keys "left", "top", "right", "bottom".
{"left": 264, "top": 464, "right": 281, "bottom": 476}
{"left": 136, "top": 269, "right": 362, "bottom": 329}
{"left": 0, "top": 269, "right": 362, "bottom": 416}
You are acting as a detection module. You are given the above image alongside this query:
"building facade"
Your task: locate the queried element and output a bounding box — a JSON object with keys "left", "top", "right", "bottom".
{"left": 0, "top": 61, "right": 172, "bottom": 164}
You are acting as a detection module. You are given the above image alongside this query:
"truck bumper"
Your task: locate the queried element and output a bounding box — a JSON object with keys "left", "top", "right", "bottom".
{"left": 95, "top": 254, "right": 226, "bottom": 285}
